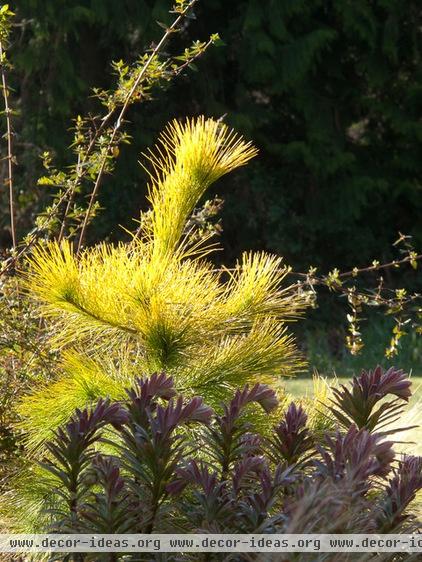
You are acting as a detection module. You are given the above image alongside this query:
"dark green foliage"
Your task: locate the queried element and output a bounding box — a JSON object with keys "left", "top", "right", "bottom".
{"left": 212, "top": 0, "right": 422, "bottom": 270}
{"left": 3, "top": 0, "right": 422, "bottom": 272}
{"left": 42, "top": 367, "right": 421, "bottom": 560}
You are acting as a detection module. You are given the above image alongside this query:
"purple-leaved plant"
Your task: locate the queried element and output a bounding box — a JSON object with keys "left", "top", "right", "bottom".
{"left": 41, "top": 368, "right": 422, "bottom": 543}
{"left": 329, "top": 365, "right": 413, "bottom": 431}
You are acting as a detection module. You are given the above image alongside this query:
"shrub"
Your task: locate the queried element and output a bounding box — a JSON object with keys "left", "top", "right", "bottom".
{"left": 37, "top": 366, "right": 421, "bottom": 551}
{"left": 0, "top": 277, "right": 58, "bottom": 476}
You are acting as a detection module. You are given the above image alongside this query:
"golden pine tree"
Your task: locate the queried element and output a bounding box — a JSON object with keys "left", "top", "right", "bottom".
{"left": 19, "top": 117, "right": 309, "bottom": 451}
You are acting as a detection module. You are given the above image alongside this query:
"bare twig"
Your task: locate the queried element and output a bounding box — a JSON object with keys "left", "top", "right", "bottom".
{"left": 0, "top": 0, "right": 210, "bottom": 268}
{"left": 58, "top": 151, "right": 82, "bottom": 242}
{"left": 211, "top": 252, "right": 422, "bottom": 282}
{"left": 0, "top": 0, "right": 213, "bottom": 280}
{"left": 57, "top": 113, "right": 114, "bottom": 242}
{"left": 131, "top": 36, "right": 216, "bottom": 244}
{"left": 337, "top": 254, "right": 422, "bottom": 279}
{"left": 76, "top": 0, "right": 199, "bottom": 253}
{"left": 0, "top": 39, "right": 15, "bottom": 248}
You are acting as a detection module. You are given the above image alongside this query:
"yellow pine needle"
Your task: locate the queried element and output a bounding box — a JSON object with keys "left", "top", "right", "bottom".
{"left": 143, "top": 116, "right": 258, "bottom": 261}
{"left": 181, "top": 319, "right": 304, "bottom": 398}
{"left": 20, "top": 116, "right": 309, "bottom": 451}
{"left": 222, "top": 252, "right": 307, "bottom": 323}
{"left": 17, "top": 351, "right": 134, "bottom": 454}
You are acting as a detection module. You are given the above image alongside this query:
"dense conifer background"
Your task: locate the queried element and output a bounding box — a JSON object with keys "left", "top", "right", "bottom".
{"left": 2, "top": 1, "right": 421, "bottom": 282}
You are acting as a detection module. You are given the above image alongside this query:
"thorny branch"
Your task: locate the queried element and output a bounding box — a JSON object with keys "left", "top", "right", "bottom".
{"left": 0, "top": 6, "right": 15, "bottom": 248}
{"left": 76, "top": 0, "right": 200, "bottom": 252}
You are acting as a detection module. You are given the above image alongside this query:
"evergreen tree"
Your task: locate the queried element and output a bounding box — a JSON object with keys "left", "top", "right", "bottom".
{"left": 19, "top": 117, "right": 308, "bottom": 451}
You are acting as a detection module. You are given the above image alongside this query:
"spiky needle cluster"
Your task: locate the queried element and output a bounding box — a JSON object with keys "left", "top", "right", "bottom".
{"left": 20, "top": 117, "right": 309, "bottom": 450}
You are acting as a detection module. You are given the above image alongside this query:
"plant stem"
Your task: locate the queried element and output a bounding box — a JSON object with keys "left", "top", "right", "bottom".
{"left": 76, "top": 0, "right": 198, "bottom": 253}
{"left": 0, "top": 183, "right": 76, "bottom": 276}
{"left": 0, "top": 40, "right": 15, "bottom": 248}
{"left": 58, "top": 152, "right": 81, "bottom": 242}
{"left": 58, "top": 114, "right": 115, "bottom": 243}
{"left": 212, "top": 252, "right": 422, "bottom": 281}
